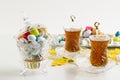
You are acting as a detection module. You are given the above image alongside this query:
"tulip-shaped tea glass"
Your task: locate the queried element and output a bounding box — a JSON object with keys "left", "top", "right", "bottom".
{"left": 64, "top": 27, "right": 81, "bottom": 52}
{"left": 89, "top": 35, "right": 109, "bottom": 67}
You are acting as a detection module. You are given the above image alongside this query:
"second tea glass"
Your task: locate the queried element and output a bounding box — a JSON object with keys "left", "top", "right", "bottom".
{"left": 89, "top": 35, "right": 110, "bottom": 67}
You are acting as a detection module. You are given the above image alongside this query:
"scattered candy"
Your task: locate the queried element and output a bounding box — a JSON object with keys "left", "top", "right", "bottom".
{"left": 83, "top": 30, "right": 92, "bottom": 38}
{"left": 49, "top": 49, "right": 56, "bottom": 55}
{"left": 113, "top": 37, "right": 120, "bottom": 42}
{"left": 115, "top": 31, "right": 120, "bottom": 37}
{"left": 58, "top": 36, "right": 65, "bottom": 43}
{"left": 85, "top": 26, "right": 93, "bottom": 31}
{"left": 51, "top": 57, "right": 75, "bottom": 67}
{"left": 108, "top": 48, "right": 120, "bottom": 64}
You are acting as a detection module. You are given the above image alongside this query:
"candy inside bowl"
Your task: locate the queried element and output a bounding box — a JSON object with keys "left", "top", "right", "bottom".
{"left": 15, "top": 22, "right": 50, "bottom": 75}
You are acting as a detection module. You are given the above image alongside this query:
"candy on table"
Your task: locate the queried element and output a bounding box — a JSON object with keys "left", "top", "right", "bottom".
{"left": 83, "top": 30, "right": 92, "bottom": 38}
{"left": 115, "top": 31, "right": 120, "bottom": 37}
{"left": 51, "top": 57, "right": 75, "bottom": 67}
{"left": 112, "top": 31, "right": 120, "bottom": 43}
{"left": 49, "top": 49, "right": 56, "bottom": 55}
{"left": 107, "top": 48, "right": 120, "bottom": 64}
{"left": 85, "top": 26, "right": 93, "bottom": 31}
{"left": 82, "top": 26, "right": 92, "bottom": 38}
{"left": 113, "top": 37, "right": 120, "bottom": 42}
{"left": 58, "top": 36, "right": 65, "bottom": 44}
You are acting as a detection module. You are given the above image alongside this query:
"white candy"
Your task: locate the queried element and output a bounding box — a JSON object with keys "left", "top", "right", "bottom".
{"left": 27, "top": 34, "right": 36, "bottom": 42}
{"left": 116, "top": 54, "right": 120, "bottom": 61}
{"left": 38, "top": 37, "right": 46, "bottom": 42}
{"left": 83, "top": 30, "right": 92, "bottom": 38}
{"left": 19, "top": 38, "right": 28, "bottom": 44}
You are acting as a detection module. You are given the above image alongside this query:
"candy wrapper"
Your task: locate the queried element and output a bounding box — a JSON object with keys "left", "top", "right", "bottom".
{"left": 14, "top": 17, "right": 50, "bottom": 74}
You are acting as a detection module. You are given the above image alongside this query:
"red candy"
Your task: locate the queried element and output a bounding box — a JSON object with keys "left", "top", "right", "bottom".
{"left": 85, "top": 26, "right": 93, "bottom": 31}
{"left": 23, "top": 31, "right": 30, "bottom": 40}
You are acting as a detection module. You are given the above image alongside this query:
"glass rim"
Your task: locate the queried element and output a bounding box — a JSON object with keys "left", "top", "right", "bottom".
{"left": 64, "top": 27, "right": 81, "bottom": 32}
{"left": 89, "top": 35, "right": 110, "bottom": 41}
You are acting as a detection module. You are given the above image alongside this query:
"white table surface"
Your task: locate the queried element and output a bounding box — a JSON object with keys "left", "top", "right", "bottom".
{"left": 0, "top": 34, "right": 120, "bottom": 80}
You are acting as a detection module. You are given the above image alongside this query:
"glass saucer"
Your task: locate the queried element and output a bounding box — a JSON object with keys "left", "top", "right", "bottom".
{"left": 56, "top": 47, "right": 80, "bottom": 59}
{"left": 55, "top": 47, "right": 116, "bottom": 73}
{"left": 75, "top": 56, "right": 116, "bottom": 73}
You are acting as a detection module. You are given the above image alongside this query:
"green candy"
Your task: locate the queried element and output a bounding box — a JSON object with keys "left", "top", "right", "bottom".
{"left": 29, "top": 27, "right": 39, "bottom": 36}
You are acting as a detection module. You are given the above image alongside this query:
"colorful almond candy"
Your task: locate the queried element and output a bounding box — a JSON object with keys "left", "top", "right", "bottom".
{"left": 29, "top": 27, "right": 39, "bottom": 36}
{"left": 23, "top": 31, "right": 30, "bottom": 40}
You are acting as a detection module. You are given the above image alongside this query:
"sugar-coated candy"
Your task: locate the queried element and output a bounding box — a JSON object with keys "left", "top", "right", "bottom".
{"left": 58, "top": 36, "right": 65, "bottom": 43}
{"left": 19, "top": 38, "right": 28, "bottom": 44}
{"left": 23, "top": 31, "right": 30, "bottom": 40}
{"left": 27, "top": 34, "right": 36, "bottom": 42}
{"left": 49, "top": 49, "right": 56, "bottom": 55}
{"left": 38, "top": 37, "right": 46, "bottom": 42}
{"left": 29, "top": 27, "right": 39, "bottom": 36}
{"left": 36, "top": 36, "right": 39, "bottom": 41}
{"left": 83, "top": 30, "right": 92, "bottom": 38}
{"left": 85, "top": 26, "right": 93, "bottom": 31}
{"left": 115, "top": 31, "right": 120, "bottom": 37}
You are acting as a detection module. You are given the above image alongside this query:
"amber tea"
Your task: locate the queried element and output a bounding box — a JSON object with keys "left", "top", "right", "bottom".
{"left": 65, "top": 28, "right": 81, "bottom": 52}
{"left": 89, "top": 35, "right": 109, "bottom": 67}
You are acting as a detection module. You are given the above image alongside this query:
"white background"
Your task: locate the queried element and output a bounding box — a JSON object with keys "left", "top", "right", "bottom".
{"left": 0, "top": 0, "right": 120, "bottom": 35}
{"left": 0, "top": 0, "right": 120, "bottom": 80}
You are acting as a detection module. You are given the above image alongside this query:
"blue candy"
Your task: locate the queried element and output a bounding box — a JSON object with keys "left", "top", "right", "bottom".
{"left": 36, "top": 36, "right": 39, "bottom": 41}
{"left": 115, "top": 31, "right": 120, "bottom": 37}
{"left": 59, "top": 37, "right": 65, "bottom": 43}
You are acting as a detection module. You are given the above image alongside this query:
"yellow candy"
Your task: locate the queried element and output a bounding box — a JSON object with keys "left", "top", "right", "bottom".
{"left": 49, "top": 49, "right": 56, "bottom": 55}
{"left": 29, "top": 27, "right": 39, "bottom": 36}
{"left": 108, "top": 53, "right": 116, "bottom": 60}
{"left": 108, "top": 48, "right": 120, "bottom": 64}
{"left": 51, "top": 57, "right": 75, "bottom": 67}
{"left": 115, "top": 48, "right": 120, "bottom": 54}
